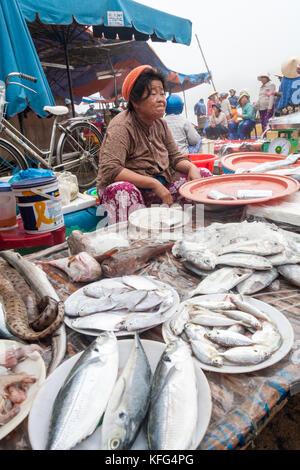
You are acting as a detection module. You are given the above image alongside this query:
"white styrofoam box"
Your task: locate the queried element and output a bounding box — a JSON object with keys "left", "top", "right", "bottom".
{"left": 62, "top": 192, "right": 97, "bottom": 215}
{"left": 199, "top": 139, "right": 215, "bottom": 155}
{"left": 246, "top": 190, "right": 300, "bottom": 226}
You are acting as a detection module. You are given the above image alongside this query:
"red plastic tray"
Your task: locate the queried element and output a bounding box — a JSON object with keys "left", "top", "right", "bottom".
{"left": 0, "top": 217, "right": 66, "bottom": 250}
{"left": 221, "top": 152, "right": 300, "bottom": 173}
{"left": 179, "top": 174, "right": 300, "bottom": 205}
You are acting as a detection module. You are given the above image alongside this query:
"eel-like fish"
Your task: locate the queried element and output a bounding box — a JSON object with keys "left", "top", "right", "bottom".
{"left": 0, "top": 251, "right": 67, "bottom": 373}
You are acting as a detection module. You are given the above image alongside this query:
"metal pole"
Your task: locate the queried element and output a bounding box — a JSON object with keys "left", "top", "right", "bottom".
{"left": 63, "top": 27, "right": 75, "bottom": 117}
{"left": 195, "top": 33, "right": 216, "bottom": 92}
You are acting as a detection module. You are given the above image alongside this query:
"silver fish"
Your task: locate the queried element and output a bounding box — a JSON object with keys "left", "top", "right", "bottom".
{"left": 189, "top": 311, "right": 241, "bottom": 327}
{"left": 147, "top": 339, "right": 198, "bottom": 449}
{"left": 229, "top": 294, "right": 271, "bottom": 322}
{"left": 111, "top": 290, "right": 148, "bottom": 311}
{"left": 277, "top": 264, "right": 300, "bottom": 287}
{"left": 267, "top": 251, "right": 300, "bottom": 266}
{"left": 205, "top": 329, "right": 255, "bottom": 347}
{"left": 71, "top": 312, "right": 128, "bottom": 333}
{"left": 189, "top": 339, "right": 224, "bottom": 366}
{"left": 219, "top": 240, "right": 284, "bottom": 256}
{"left": 190, "top": 267, "right": 253, "bottom": 296}
{"left": 121, "top": 275, "right": 159, "bottom": 291}
{"left": 207, "top": 190, "right": 236, "bottom": 200}
{"left": 169, "top": 305, "right": 190, "bottom": 336}
{"left": 131, "top": 290, "right": 167, "bottom": 312}
{"left": 46, "top": 332, "right": 119, "bottom": 450}
{"left": 101, "top": 334, "right": 152, "bottom": 450}
{"left": 0, "top": 250, "right": 66, "bottom": 374}
{"left": 219, "top": 309, "right": 262, "bottom": 330}
{"left": 83, "top": 280, "right": 130, "bottom": 298}
{"left": 78, "top": 296, "right": 118, "bottom": 316}
{"left": 186, "top": 296, "right": 235, "bottom": 311}
{"left": 221, "top": 345, "right": 272, "bottom": 364}
{"left": 118, "top": 296, "right": 174, "bottom": 332}
{"left": 248, "top": 152, "right": 300, "bottom": 174}
{"left": 172, "top": 240, "right": 217, "bottom": 271}
{"left": 216, "top": 253, "right": 273, "bottom": 271}
{"left": 182, "top": 261, "right": 216, "bottom": 278}
{"left": 252, "top": 321, "right": 282, "bottom": 353}
{"left": 237, "top": 190, "right": 273, "bottom": 199}
{"left": 236, "top": 268, "right": 278, "bottom": 295}
{"left": 184, "top": 322, "right": 210, "bottom": 342}
{"left": 0, "top": 297, "right": 23, "bottom": 342}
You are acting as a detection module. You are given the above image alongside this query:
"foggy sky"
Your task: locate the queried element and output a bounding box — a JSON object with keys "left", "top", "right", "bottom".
{"left": 138, "top": 0, "right": 300, "bottom": 123}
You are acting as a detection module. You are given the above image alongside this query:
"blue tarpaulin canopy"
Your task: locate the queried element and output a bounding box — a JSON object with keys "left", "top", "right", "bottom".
{"left": 0, "top": 0, "right": 55, "bottom": 118}
{"left": 19, "top": 0, "right": 192, "bottom": 46}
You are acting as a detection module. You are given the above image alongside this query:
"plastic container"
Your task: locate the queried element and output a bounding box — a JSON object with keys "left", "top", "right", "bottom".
{"left": 63, "top": 206, "right": 108, "bottom": 237}
{"left": 0, "top": 182, "right": 17, "bottom": 231}
{"left": 11, "top": 176, "right": 65, "bottom": 234}
{"left": 187, "top": 154, "right": 219, "bottom": 173}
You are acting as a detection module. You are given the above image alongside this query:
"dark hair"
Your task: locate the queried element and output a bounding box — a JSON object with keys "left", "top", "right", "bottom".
{"left": 127, "top": 68, "right": 166, "bottom": 112}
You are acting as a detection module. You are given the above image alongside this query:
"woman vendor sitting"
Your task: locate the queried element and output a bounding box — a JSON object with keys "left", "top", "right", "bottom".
{"left": 228, "top": 92, "right": 256, "bottom": 140}
{"left": 96, "top": 65, "right": 212, "bottom": 225}
{"left": 204, "top": 103, "right": 228, "bottom": 140}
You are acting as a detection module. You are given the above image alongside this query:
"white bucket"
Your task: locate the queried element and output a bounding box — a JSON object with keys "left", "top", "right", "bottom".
{"left": 11, "top": 176, "right": 65, "bottom": 234}
{"left": 0, "top": 182, "right": 17, "bottom": 231}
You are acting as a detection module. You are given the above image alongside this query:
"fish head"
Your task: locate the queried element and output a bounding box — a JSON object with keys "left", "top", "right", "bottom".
{"left": 164, "top": 338, "right": 190, "bottom": 363}
{"left": 105, "top": 412, "right": 130, "bottom": 450}
{"left": 93, "top": 332, "right": 117, "bottom": 354}
{"left": 212, "top": 356, "right": 224, "bottom": 367}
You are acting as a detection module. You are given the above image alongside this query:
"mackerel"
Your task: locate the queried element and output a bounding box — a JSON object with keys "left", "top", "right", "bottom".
{"left": 147, "top": 340, "right": 198, "bottom": 449}
{"left": 46, "top": 332, "right": 119, "bottom": 450}
{"left": 102, "top": 334, "right": 152, "bottom": 450}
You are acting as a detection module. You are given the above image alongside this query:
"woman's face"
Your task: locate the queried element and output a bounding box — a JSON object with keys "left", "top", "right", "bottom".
{"left": 239, "top": 96, "right": 248, "bottom": 107}
{"left": 132, "top": 80, "right": 166, "bottom": 124}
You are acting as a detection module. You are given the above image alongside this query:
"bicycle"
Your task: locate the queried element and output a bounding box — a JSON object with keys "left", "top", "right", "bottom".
{"left": 0, "top": 72, "right": 104, "bottom": 189}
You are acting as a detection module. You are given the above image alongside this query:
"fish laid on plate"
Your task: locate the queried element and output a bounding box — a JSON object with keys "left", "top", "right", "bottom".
{"left": 189, "top": 267, "right": 253, "bottom": 296}
{"left": 46, "top": 332, "right": 119, "bottom": 450}
{"left": 218, "top": 309, "right": 262, "bottom": 330}
{"left": 220, "top": 345, "right": 272, "bottom": 365}
{"left": 252, "top": 322, "right": 282, "bottom": 354}
{"left": 41, "top": 252, "right": 102, "bottom": 283}
{"left": 277, "top": 264, "right": 300, "bottom": 287}
{"left": 216, "top": 253, "right": 273, "bottom": 271}
{"left": 218, "top": 240, "right": 284, "bottom": 257}
{"left": 247, "top": 153, "right": 300, "bottom": 174}
{"left": 65, "top": 276, "right": 176, "bottom": 334}
{"left": 147, "top": 339, "right": 198, "bottom": 450}
{"left": 101, "top": 334, "right": 152, "bottom": 450}
{"left": 205, "top": 329, "right": 255, "bottom": 347}
{"left": 229, "top": 294, "right": 271, "bottom": 322}
{"left": 172, "top": 240, "right": 217, "bottom": 271}
{"left": 236, "top": 268, "right": 278, "bottom": 295}
{"left": 207, "top": 190, "right": 236, "bottom": 200}
{"left": 237, "top": 190, "right": 273, "bottom": 199}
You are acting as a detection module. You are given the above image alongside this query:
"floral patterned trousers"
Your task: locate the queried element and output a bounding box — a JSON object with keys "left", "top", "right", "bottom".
{"left": 97, "top": 170, "right": 211, "bottom": 225}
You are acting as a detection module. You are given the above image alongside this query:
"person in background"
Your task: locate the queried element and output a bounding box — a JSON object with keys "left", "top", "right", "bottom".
{"left": 256, "top": 73, "right": 276, "bottom": 133}
{"left": 219, "top": 92, "right": 233, "bottom": 121}
{"left": 205, "top": 103, "right": 228, "bottom": 140}
{"left": 270, "top": 73, "right": 283, "bottom": 116}
{"left": 84, "top": 103, "right": 97, "bottom": 117}
{"left": 194, "top": 98, "right": 207, "bottom": 133}
{"left": 96, "top": 65, "right": 212, "bottom": 224}
{"left": 207, "top": 91, "right": 219, "bottom": 117}
{"left": 164, "top": 94, "right": 202, "bottom": 154}
{"left": 228, "top": 89, "right": 238, "bottom": 108}
{"left": 228, "top": 92, "right": 256, "bottom": 140}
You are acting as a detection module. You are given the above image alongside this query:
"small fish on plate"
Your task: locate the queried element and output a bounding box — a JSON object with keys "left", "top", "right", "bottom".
{"left": 207, "top": 190, "right": 237, "bottom": 201}
{"left": 236, "top": 189, "right": 273, "bottom": 199}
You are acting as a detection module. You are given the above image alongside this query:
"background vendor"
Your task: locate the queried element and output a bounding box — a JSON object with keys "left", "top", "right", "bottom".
{"left": 96, "top": 65, "right": 212, "bottom": 224}
{"left": 228, "top": 92, "right": 256, "bottom": 140}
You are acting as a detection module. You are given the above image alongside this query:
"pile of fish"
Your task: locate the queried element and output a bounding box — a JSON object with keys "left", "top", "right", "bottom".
{"left": 0, "top": 344, "right": 42, "bottom": 425}
{"left": 172, "top": 221, "right": 300, "bottom": 295}
{"left": 0, "top": 251, "right": 66, "bottom": 374}
{"left": 42, "top": 241, "right": 174, "bottom": 282}
{"left": 169, "top": 293, "right": 282, "bottom": 368}
{"left": 45, "top": 332, "right": 198, "bottom": 450}
{"left": 64, "top": 275, "right": 178, "bottom": 334}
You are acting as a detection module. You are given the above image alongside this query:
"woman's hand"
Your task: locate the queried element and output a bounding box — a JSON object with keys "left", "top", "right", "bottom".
{"left": 187, "top": 165, "right": 203, "bottom": 181}
{"left": 152, "top": 180, "right": 174, "bottom": 205}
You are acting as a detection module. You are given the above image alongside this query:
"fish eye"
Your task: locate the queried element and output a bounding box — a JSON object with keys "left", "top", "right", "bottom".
{"left": 110, "top": 438, "right": 121, "bottom": 450}
{"left": 119, "top": 412, "right": 125, "bottom": 419}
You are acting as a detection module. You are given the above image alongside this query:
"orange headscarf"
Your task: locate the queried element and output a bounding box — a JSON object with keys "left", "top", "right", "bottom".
{"left": 122, "top": 65, "right": 153, "bottom": 102}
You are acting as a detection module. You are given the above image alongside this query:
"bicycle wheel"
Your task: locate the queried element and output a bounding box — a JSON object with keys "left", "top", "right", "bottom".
{"left": 0, "top": 138, "right": 28, "bottom": 179}
{"left": 56, "top": 121, "right": 104, "bottom": 190}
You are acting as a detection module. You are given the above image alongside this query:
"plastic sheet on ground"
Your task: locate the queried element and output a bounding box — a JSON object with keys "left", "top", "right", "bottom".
{"left": 1, "top": 218, "right": 300, "bottom": 450}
